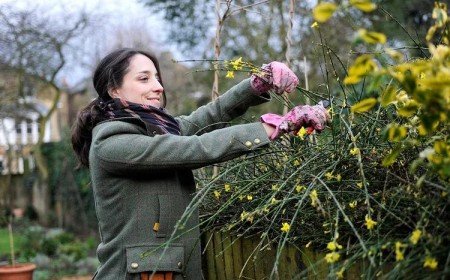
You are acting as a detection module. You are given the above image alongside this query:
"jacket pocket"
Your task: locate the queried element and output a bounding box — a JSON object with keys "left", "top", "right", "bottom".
{"left": 125, "top": 243, "right": 184, "bottom": 274}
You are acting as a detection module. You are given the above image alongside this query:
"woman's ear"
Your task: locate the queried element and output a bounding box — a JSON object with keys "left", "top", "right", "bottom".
{"left": 108, "top": 88, "right": 119, "bottom": 99}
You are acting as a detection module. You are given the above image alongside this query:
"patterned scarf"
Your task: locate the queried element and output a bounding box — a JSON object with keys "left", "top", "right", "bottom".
{"left": 100, "top": 98, "right": 181, "bottom": 135}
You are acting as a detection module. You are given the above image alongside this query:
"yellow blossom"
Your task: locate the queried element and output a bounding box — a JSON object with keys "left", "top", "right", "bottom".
{"left": 356, "top": 182, "right": 363, "bottom": 188}
{"left": 350, "top": 147, "right": 360, "bottom": 155}
{"left": 297, "top": 127, "right": 308, "bottom": 140}
{"left": 310, "top": 189, "right": 319, "bottom": 207}
{"left": 281, "top": 222, "right": 290, "bottom": 233}
{"left": 336, "top": 267, "right": 345, "bottom": 279}
{"left": 271, "top": 197, "right": 278, "bottom": 204}
{"left": 327, "top": 241, "right": 343, "bottom": 251}
{"left": 240, "top": 211, "right": 247, "bottom": 221}
{"left": 395, "top": 241, "right": 406, "bottom": 261}
{"left": 225, "top": 71, "right": 234, "bottom": 79}
{"left": 214, "top": 190, "right": 221, "bottom": 199}
{"left": 296, "top": 185, "right": 306, "bottom": 193}
{"left": 272, "top": 184, "right": 279, "bottom": 191}
{"left": 325, "top": 172, "right": 334, "bottom": 180}
{"left": 224, "top": 184, "right": 231, "bottom": 192}
{"left": 365, "top": 214, "right": 377, "bottom": 230}
{"left": 230, "top": 57, "right": 243, "bottom": 70}
{"left": 311, "top": 21, "right": 319, "bottom": 28}
{"left": 409, "top": 229, "right": 422, "bottom": 245}
{"left": 247, "top": 195, "right": 253, "bottom": 201}
{"left": 293, "top": 159, "right": 301, "bottom": 166}
{"left": 335, "top": 174, "right": 342, "bottom": 181}
{"left": 240, "top": 211, "right": 254, "bottom": 223}
{"left": 325, "top": 252, "right": 341, "bottom": 263}
{"left": 349, "top": 200, "right": 358, "bottom": 208}
{"left": 239, "top": 195, "right": 244, "bottom": 201}
{"left": 423, "top": 256, "right": 438, "bottom": 270}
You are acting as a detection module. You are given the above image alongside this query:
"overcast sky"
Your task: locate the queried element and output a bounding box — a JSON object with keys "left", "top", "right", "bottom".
{"left": 0, "top": 0, "right": 180, "bottom": 86}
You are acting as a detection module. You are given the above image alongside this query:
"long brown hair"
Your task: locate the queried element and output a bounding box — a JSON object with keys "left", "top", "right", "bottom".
{"left": 71, "top": 48, "right": 165, "bottom": 168}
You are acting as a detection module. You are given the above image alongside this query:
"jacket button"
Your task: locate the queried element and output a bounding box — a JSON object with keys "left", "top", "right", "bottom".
{"left": 177, "top": 261, "right": 183, "bottom": 269}
{"left": 131, "top": 262, "right": 139, "bottom": 269}
{"left": 245, "top": 141, "right": 252, "bottom": 148}
{"left": 254, "top": 138, "right": 261, "bottom": 144}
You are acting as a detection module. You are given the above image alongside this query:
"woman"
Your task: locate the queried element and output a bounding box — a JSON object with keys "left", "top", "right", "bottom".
{"left": 72, "top": 48, "right": 328, "bottom": 280}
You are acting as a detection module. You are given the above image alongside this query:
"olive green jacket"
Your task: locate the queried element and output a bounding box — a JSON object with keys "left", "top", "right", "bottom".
{"left": 90, "top": 78, "right": 271, "bottom": 279}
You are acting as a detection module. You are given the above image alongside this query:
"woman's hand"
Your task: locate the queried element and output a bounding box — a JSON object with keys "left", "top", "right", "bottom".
{"left": 251, "top": 61, "right": 299, "bottom": 94}
{"left": 261, "top": 103, "right": 330, "bottom": 140}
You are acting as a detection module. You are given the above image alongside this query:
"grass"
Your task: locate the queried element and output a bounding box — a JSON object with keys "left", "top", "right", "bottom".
{"left": 0, "top": 227, "right": 24, "bottom": 257}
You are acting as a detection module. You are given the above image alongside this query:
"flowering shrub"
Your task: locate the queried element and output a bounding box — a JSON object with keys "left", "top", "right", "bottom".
{"left": 193, "top": 1, "right": 449, "bottom": 278}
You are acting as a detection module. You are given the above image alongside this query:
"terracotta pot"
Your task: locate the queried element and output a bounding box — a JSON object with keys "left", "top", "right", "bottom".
{"left": 0, "top": 263, "right": 36, "bottom": 280}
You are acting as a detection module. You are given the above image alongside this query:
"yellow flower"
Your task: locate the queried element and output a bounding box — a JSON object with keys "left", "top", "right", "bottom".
{"left": 240, "top": 211, "right": 247, "bottom": 221}
{"left": 213, "top": 190, "right": 221, "bottom": 199}
{"left": 310, "top": 189, "right": 319, "bottom": 207}
{"left": 395, "top": 241, "right": 406, "bottom": 261}
{"left": 311, "top": 21, "right": 319, "bottom": 28}
{"left": 350, "top": 147, "right": 360, "bottom": 155}
{"left": 327, "top": 241, "right": 343, "bottom": 251}
{"left": 349, "top": 200, "right": 358, "bottom": 208}
{"left": 295, "top": 185, "right": 306, "bottom": 193}
{"left": 336, "top": 267, "right": 345, "bottom": 279}
{"left": 356, "top": 182, "right": 363, "bottom": 188}
{"left": 325, "top": 252, "right": 340, "bottom": 263}
{"left": 423, "top": 256, "right": 438, "bottom": 270}
{"left": 293, "top": 159, "right": 301, "bottom": 166}
{"left": 240, "top": 211, "right": 254, "bottom": 223}
{"left": 224, "top": 184, "right": 231, "bottom": 192}
{"left": 297, "top": 127, "right": 308, "bottom": 140}
{"left": 281, "top": 222, "right": 290, "bottom": 233}
{"left": 225, "top": 71, "right": 234, "bottom": 79}
{"left": 325, "top": 172, "right": 334, "bottom": 180}
{"left": 335, "top": 174, "right": 342, "bottom": 182}
{"left": 409, "top": 229, "right": 422, "bottom": 245}
{"left": 239, "top": 195, "right": 244, "bottom": 201}
{"left": 272, "top": 184, "right": 279, "bottom": 191}
{"left": 247, "top": 195, "right": 253, "bottom": 201}
{"left": 271, "top": 197, "right": 278, "bottom": 204}
{"left": 365, "top": 214, "right": 377, "bottom": 230}
{"left": 230, "top": 57, "right": 243, "bottom": 70}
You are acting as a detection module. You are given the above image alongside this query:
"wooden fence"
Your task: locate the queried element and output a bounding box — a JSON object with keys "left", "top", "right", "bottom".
{"left": 203, "top": 231, "right": 373, "bottom": 280}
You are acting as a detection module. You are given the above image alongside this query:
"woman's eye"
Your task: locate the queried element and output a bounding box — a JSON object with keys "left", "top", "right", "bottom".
{"left": 140, "top": 77, "right": 149, "bottom": 81}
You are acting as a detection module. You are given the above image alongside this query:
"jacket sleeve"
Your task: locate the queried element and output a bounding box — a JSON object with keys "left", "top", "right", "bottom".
{"left": 175, "top": 78, "right": 270, "bottom": 136}
{"left": 92, "top": 121, "right": 270, "bottom": 173}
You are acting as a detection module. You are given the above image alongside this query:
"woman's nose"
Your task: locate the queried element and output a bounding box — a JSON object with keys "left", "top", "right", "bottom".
{"left": 153, "top": 80, "right": 164, "bottom": 93}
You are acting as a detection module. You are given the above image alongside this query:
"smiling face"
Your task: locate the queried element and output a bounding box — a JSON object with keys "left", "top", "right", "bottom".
{"left": 111, "top": 54, "right": 164, "bottom": 108}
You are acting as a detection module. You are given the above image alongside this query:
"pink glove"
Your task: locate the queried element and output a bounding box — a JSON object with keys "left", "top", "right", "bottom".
{"left": 250, "top": 61, "right": 299, "bottom": 95}
{"left": 261, "top": 102, "right": 330, "bottom": 140}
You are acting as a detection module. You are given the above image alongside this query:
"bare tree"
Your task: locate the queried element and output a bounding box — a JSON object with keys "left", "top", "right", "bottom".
{"left": 0, "top": 3, "right": 91, "bottom": 224}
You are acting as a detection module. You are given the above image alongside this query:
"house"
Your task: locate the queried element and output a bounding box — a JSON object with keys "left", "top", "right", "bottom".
{"left": 0, "top": 62, "right": 87, "bottom": 220}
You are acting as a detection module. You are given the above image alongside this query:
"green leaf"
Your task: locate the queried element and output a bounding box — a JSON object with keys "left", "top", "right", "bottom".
{"left": 382, "top": 145, "right": 403, "bottom": 167}
{"left": 351, "top": 98, "right": 378, "bottom": 113}
{"left": 397, "top": 100, "right": 419, "bottom": 117}
{"left": 350, "top": 0, "right": 377, "bottom": 12}
{"left": 387, "top": 123, "right": 407, "bottom": 142}
{"left": 313, "top": 3, "right": 338, "bottom": 23}
{"left": 380, "top": 86, "right": 397, "bottom": 107}
{"left": 344, "top": 55, "right": 377, "bottom": 85}
{"left": 358, "top": 29, "right": 387, "bottom": 44}
{"left": 432, "top": 3, "right": 448, "bottom": 28}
